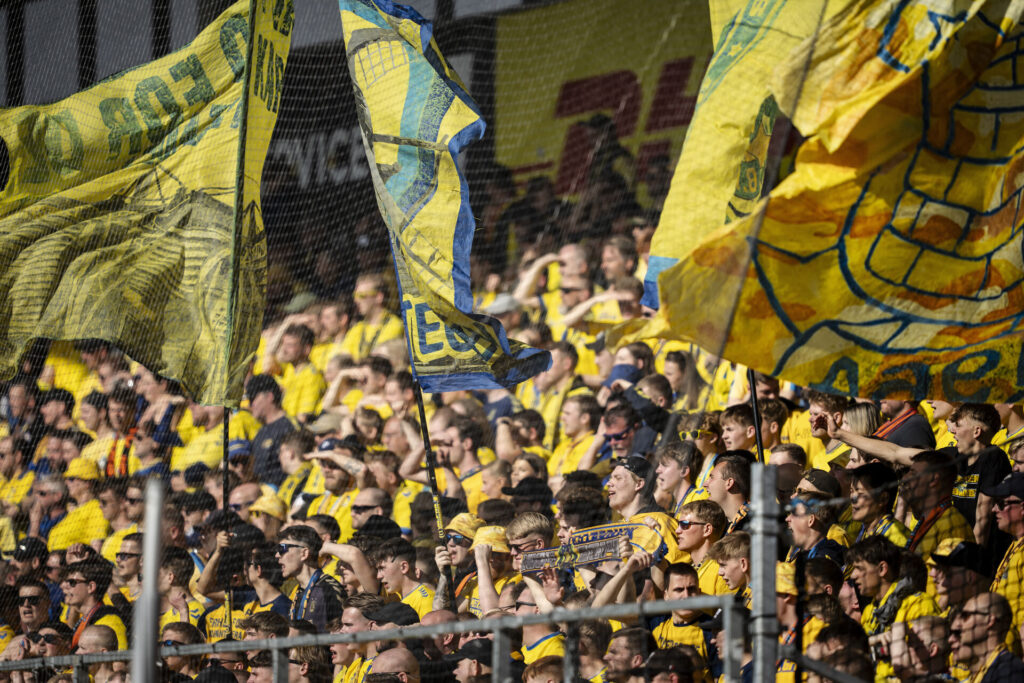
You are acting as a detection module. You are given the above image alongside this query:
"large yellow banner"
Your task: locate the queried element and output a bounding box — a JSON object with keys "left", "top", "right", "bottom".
{"left": 494, "top": 0, "right": 712, "bottom": 198}
{"left": 627, "top": 0, "right": 1024, "bottom": 403}
{"left": 0, "top": 0, "right": 292, "bottom": 405}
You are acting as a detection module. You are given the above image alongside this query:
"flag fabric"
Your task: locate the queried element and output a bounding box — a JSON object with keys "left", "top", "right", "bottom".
{"left": 640, "top": 0, "right": 838, "bottom": 308}
{"left": 626, "top": 0, "right": 1024, "bottom": 402}
{"left": 0, "top": 0, "right": 292, "bottom": 405}
{"left": 337, "top": 0, "right": 550, "bottom": 391}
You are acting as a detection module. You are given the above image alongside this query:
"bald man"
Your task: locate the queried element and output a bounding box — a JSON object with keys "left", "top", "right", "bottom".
{"left": 77, "top": 624, "right": 119, "bottom": 682}
{"left": 369, "top": 646, "right": 421, "bottom": 681}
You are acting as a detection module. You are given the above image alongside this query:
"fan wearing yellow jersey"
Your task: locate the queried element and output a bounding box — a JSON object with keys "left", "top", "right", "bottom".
{"left": 370, "top": 538, "right": 435, "bottom": 620}
{"left": 675, "top": 501, "right": 730, "bottom": 597}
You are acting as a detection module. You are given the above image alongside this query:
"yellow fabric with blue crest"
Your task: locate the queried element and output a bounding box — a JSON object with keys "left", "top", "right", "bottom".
{"left": 337, "top": 0, "right": 549, "bottom": 392}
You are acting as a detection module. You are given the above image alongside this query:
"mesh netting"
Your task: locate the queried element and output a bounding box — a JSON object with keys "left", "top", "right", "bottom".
{"left": 0, "top": 1, "right": 1021, "bottom": 682}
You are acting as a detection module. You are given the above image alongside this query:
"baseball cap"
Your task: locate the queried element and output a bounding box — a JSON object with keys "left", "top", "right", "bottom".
{"left": 368, "top": 602, "right": 420, "bottom": 627}
{"left": 501, "top": 477, "right": 552, "bottom": 503}
{"left": 13, "top": 537, "right": 48, "bottom": 562}
{"left": 308, "top": 412, "right": 343, "bottom": 435}
{"left": 603, "top": 363, "right": 643, "bottom": 389}
{"left": 445, "top": 638, "right": 493, "bottom": 667}
{"left": 800, "top": 469, "right": 841, "bottom": 500}
{"left": 64, "top": 458, "right": 99, "bottom": 481}
{"left": 249, "top": 493, "right": 286, "bottom": 521}
{"left": 612, "top": 455, "right": 653, "bottom": 483}
{"left": 470, "top": 526, "right": 509, "bottom": 554}
{"left": 982, "top": 471, "right": 1024, "bottom": 499}
{"left": 927, "top": 539, "right": 990, "bottom": 577}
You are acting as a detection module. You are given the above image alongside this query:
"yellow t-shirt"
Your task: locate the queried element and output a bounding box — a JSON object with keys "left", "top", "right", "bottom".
{"left": 0, "top": 469, "right": 34, "bottom": 508}
{"left": 279, "top": 363, "right": 327, "bottom": 418}
{"left": 278, "top": 462, "right": 315, "bottom": 506}
{"left": 393, "top": 480, "right": 424, "bottom": 534}
{"left": 465, "top": 572, "right": 520, "bottom": 617}
{"left": 547, "top": 433, "right": 597, "bottom": 477}
{"left": 905, "top": 504, "right": 974, "bottom": 561}
{"left": 652, "top": 620, "right": 709, "bottom": 659}
{"left": 310, "top": 342, "right": 347, "bottom": 373}
{"left": 861, "top": 584, "right": 939, "bottom": 682}
{"left": 307, "top": 489, "right": 360, "bottom": 542}
{"left": 458, "top": 466, "right": 487, "bottom": 515}
{"left": 696, "top": 558, "right": 730, "bottom": 596}
{"left": 991, "top": 537, "right": 1024, "bottom": 649}
{"left": 521, "top": 632, "right": 566, "bottom": 665}
{"left": 170, "top": 425, "right": 225, "bottom": 471}
{"left": 340, "top": 313, "right": 404, "bottom": 361}
{"left": 401, "top": 583, "right": 435, "bottom": 619}
{"left": 158, "top": 597, "right": 205, "bottom": 630}
{"left": 48, "top": 499, "right": 110, "bottom": 551}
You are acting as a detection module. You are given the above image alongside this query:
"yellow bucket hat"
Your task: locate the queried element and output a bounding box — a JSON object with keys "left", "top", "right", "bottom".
{"left": 470, "top": 525, "right": 510, "bottom": 554}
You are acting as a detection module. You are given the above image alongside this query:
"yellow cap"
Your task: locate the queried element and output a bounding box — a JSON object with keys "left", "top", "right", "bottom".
{"left": 65, "top": 457, "right": 99, "bottom": 481}
{"left": 445, "top": 513, "right": 483, "bottom": 540}
{"left": 926, "top": 537, "right": 963, "bottom": 565}
{"left": 249, "top": 493, "right": 286, "bottom": 521}
{"left": 470, "top": 525, "right": 510, "bottom": 554}
{"left": 776, "top": 561, "right": 798, "bottom": 596}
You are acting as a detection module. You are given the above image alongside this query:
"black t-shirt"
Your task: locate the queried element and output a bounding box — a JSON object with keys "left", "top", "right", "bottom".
{"left": 883, "top": 413, "right": 936, "bottom": 449}
{"left": 251, "top": 414, "right": 295, "bottom": 486}
{"left": 944, "top": 444, "right": 1010, "bottom": 526}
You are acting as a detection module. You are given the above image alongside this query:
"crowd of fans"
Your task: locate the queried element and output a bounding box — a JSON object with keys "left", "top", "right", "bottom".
{"left": 0, "top": 157, "right": 1023, "bottom": 683}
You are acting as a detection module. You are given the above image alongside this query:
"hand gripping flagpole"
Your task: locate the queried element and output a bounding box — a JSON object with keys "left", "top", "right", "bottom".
{"left": 412, "top": 380, "right": 456, "bottom": 607}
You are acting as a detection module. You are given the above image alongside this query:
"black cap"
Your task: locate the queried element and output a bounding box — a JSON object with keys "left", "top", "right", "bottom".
{"left": 445, "top": 638, "right": 493, "bottom": 667}
{"left": 982, "top": 472, "right": 1024, "bottom": 499}
{"left": 501, "top": 477, "right": 553, "bottom": 502}
{"left": 929, "top": 541, "right": 990, "bottom": 578}
{"left": 368, "top": 602, "right": 419, "bottom": 627}
{"left": 613, "top": 455, "right": 653, "bottom": 482}
{"left": 802, "top": 469, "right": 842, "bottom": 499}
{"left": 13, "top": 537, "right": 48, "bottom": 562}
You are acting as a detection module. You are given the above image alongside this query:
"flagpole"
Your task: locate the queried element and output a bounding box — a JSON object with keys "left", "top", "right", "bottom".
{"left": 222, "top": 407, "right": 233, "bottom": 638}
{"left": 747, "top": 367, "right": 764, "bottom": 463}
{"left": 412, "top": 380, "right": 456, "bottom": 606}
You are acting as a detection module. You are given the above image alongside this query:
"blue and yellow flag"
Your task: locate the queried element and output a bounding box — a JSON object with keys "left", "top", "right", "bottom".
{"left": 623, "top": 1, "right": 1024, "bottom": 402}
{"left": 0, "top": 0, "right": 292, "bottom": 405}
{"left": 338, "top": 0, "right": 550, "bottom": 391}
{"left": 640, "top": 0, "right": 837, "bottom": 308}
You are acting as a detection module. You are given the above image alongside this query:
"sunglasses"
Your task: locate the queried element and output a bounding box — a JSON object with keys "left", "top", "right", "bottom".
{"left": 351, "top": 505, "right": 378, "bottom": 515}
{"left": 63, "top": 578, "right": 88, "bottom": 587}
{"left": 277, "top": 543, "right": 306, "bottom": 555}
{"left": 26, "top": 632, "right": 61, "bottom": 645}
{"left": 161, "top": 639, "right": 185, "bottom": 647}
{"left": 676, "top": 520, "right": 699, "bottom": 530}
{"left": 125, "top": 497, "right": 144, "bottom": 505}
{"left": 444, "top": 533, "right": 471, "bottom": 547}
{"left": 18, "top": 595, "right": 44, "bottom": 606}
{"left": 994, "top": 498, "right": 1024, "bottom": 510}
{"left": 605, "top": 427, "right": 633, "bottom": 441}
{"left": 354, "top": 290, "right": 379, "bottom": 300}
{"left": 205, "top": 658, "right": 243, "bottom": 668}
{"left": 116, "top": 552, "right": 141, "bottom": 561}
{"left": 509, "top": 540, "right": 540, "bottom": 555}
{"left": 685, "top": 429, "right": 710, "bottom": 440}
{"left": 319, "top": 459, "right": 342, "bottom": 471}
{"left": 229, "top": 500, "right": 258, "bottom": 511}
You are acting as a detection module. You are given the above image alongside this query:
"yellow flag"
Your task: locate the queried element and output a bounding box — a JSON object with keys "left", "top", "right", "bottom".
{"left": 338, "top": 0, "right": 550, "bottom": 390}
{"left": 0, "top": 1, "right": 292, "bottom": 405}
{"left": 640, "top": 1, "right": 1024, "bottom": 402}
{"left": 640, "top": 0, "right": 839, "bottom": 308}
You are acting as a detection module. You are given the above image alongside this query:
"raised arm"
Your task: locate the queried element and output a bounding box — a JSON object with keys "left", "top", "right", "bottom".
{"left": 512, "top": 253, "right": 560, "bottom": 308}
{"left": 826, "top": 414, "right": 921, "bottom": 467}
